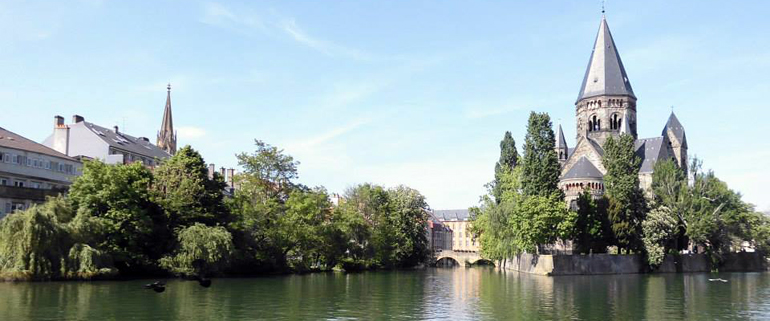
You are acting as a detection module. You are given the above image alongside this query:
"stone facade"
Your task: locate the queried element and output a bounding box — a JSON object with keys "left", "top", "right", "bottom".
{"left": 556, "top": 16, "right": 688, "bottom": 203}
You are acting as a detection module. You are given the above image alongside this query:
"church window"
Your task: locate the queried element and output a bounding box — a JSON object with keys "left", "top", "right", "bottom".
{"left": 588, "top": 120, "right": 593, "bottom": 132}
{"left": 596, "top": 119, "right": 601, "bottom": 131}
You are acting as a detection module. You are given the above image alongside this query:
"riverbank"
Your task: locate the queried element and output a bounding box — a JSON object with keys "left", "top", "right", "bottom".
{"left": 501, "top": 252, "right": 768, "bottom": 275}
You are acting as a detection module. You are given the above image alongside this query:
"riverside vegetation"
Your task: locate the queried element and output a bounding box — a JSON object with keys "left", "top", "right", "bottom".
{"left": 470, "top": 111, "right": 770, "bottom": 270}
{"left": 0, "top": 141, "right": 430, "bottom": 280}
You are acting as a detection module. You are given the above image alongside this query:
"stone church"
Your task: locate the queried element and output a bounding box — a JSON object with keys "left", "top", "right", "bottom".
{"left": 556, "top": 16, "right": 688, "bottom": 204}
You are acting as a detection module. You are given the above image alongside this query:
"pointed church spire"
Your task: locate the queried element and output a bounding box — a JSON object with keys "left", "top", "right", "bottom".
{"left": 556, "top": 124, "right": 568, "bottom": 149}
{"left": 576, "top": 16, "right": 635, "bottom": 103}
{"left": 157, "top": 83, "right": 177, "bottom": 155}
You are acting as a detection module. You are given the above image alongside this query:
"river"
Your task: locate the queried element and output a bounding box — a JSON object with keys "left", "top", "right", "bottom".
{"left": 1, "top": 268, "right": 769, "bottom": 320}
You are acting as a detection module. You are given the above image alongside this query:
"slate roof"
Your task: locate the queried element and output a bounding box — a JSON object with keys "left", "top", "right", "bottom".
{"left": 576, "top": 16, "right": 636, "bottom": 103}
{"left": 434, "top": 209, "right": 471, "bottom": 222}
{"left": 562, "top": 157, "right": 603, "bottom": 179}
{"left": 0, "top": 127, "right": 76, "bottom": 161}
{"left": 81, "top": 122, "right": 171, "bottom": 159}
{"left": 556, "top": 125, "right": 568, "bottom": 149}
{"left": 635, "top": 137, "right": 669, "bottom": 173}
{"left": 663, "top": 112, "right": 687, "bottom": 147}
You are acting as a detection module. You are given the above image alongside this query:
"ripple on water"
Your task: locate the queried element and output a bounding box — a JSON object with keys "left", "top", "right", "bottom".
{"left": 0, "top": 270, "right": 769, "bottom": 320}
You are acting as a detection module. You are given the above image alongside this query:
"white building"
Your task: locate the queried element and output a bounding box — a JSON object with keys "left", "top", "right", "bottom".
{"left": 0, "top": 127, "right": 81, "bottom": 218}
{"left": 43, "top": 115, "right": 170, "bottom": 166}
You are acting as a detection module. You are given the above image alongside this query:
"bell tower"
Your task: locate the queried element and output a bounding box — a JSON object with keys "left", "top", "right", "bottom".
{"left": 575, "top": 16, "right": 637, "bottom": 146}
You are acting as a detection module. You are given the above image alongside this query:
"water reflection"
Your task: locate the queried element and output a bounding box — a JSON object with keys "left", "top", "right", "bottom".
{"left": 0, "top": 269, "right": 768, "bottom": 320}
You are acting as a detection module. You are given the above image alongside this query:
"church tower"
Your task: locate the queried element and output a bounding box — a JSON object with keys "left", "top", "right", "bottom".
{"left": 157, "top": 84, "right": 177, "bottom": 155}
{"left": 575, "top": 15, "right": 637, "bottom": 146}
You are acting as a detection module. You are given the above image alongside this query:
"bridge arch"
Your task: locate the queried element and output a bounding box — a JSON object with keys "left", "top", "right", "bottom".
{"left": 434, "top": 250, "right": 494, "bottom": 267}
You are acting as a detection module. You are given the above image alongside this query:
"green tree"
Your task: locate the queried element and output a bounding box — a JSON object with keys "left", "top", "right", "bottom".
{"left": 642, "top": 206, "right": 678, "bottom": 267}
{"left": 235, "top": 140, "right": 300, "bottom": 201}
{"left": 493, "top": 131, "right": 519, "bottom": 203}
{"left": 386, "top": 185, "right": 430, "bottom": 267}
{"left": 572, "top": 189, "right": 612, "bottom": 254}
{"left": 0, "top": 198, "right": 115, "bottom": 280}
{"left": 68, "top": 160, "right": 164, "bottom": 272}
{"left": 152, "top": 146, "right": 229, "bottom": 230}
{"left": 280, "top": 188, "right": 335, "bottom": 271}
{"left": 520, "top": 112, "right": 562, "bottom": 198}
{"left": 160, "top": 223, "right": 234, "bottom": 277}
{"left": 650, "top": 159, "right": 689, "bottom": 251}
{"left": 602, "top": 134, "right": 646, "bottom": 253}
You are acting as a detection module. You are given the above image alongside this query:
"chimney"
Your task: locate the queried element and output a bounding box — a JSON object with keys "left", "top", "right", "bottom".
{"left": 113, "top": 126, "right": 119, "bottom": 134}
{"left": 72, "top": 115, "right": 84, "bottom": 123}
{"left": 52, "top": 116, "right": 70, "bottom": 155}
{"left": 227, "top": 168, "right": 235, "bottom": 188}
{"left": 208, "top": 164, "right": 215, "bottom": 179}
{"left": 220, "top": 167, "right": 226, "bottom": 178}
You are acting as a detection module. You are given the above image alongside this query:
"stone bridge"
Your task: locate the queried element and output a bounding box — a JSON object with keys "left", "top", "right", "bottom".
{"left": 434, "top": 250, "right": 492, "bottom": 266}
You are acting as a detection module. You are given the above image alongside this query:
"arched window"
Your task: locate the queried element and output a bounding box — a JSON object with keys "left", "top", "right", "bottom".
{"left": 618, "top": 118, "right": 622, "bottom": 130}
{"left": 597, "top": 119, "right": 601, "bottom": 130}
{"left": 588, "top": 120, "right": 593, "bottom": 132}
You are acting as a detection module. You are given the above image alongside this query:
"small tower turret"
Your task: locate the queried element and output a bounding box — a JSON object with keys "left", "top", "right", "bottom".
{"left": 555, "top": 124, "right": 569, "bottom": 165}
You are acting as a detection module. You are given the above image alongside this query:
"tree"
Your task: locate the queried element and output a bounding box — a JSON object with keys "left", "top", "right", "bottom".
{"left": 572, "top": 189, "right": 612, "bottom": 254}
{"left": 0, "top": 198, "right": 116, "bottom": 280}
{"left": 235, "top": 139, "right": 300, "bottom": 201}
{"left": 160, "top": 223, "right": 234, "bottom": 277}
{"left": 650, "top": 159, "right": 689, "bottom": 251}
{"left": 152, "top": 146, "right": 229, "bottom": 230}
{"left": 520, "top": 112, "right": 562, "bottom": 198}
{"left": 602, "top": 134, "right": 646, "bottom": 253}
{"left": 280, "top": 188, "right": 335, "bottom": 271}
{"left": 386, "top": 185, "right": 430, "bottom": 267}
{"left": 68, "top": 160, "right": 164, "bottom": 272}
{"left": 642, "top": 206, "right": 678, "bottom": 267}
{"left": 493, "top": 131, "right": 519, "bottom": 203}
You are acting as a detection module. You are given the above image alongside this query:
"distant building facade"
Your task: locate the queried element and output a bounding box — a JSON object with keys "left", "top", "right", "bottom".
{"left": 0, "top": 127, "right": 81, "bottom": 218}
{"left": 557, "top": 16, "right": 688, "bottom": 204}
{"left": 435, "top": 209, "right": 478, "bottom": 252}
{"left": 427, "top": 212, "right": 453, "bottom": 252}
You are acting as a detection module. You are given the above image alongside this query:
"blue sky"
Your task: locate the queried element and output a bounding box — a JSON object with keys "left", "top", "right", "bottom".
{"left": 2, "top": 0, "right": 769, "bottom": 212}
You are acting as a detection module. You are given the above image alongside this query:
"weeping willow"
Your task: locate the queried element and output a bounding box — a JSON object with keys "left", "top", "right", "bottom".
{"left": 160, "top": 223, "right": 233, "bottom": 277}
{"left": 0, "top": 198, "right": 116, "bottom": 280}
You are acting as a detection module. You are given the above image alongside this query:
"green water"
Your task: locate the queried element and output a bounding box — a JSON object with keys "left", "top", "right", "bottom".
{"left": 1, "top": 268, "right": 768, "bottom": 320}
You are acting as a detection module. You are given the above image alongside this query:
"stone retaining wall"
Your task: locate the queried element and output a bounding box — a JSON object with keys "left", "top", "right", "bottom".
{"left": 502, "top": 252, "right": 766, "bottom": 275}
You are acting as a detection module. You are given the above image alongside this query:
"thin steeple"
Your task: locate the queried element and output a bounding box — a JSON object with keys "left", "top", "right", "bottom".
{"left": 556, "top": 124, "right": 568, "bottom": 149}
{"left": 576, "top": 15, "right": 635, "bottom": 103}
{"left": 157, "top": 83, "right": 177, "bottom": 155}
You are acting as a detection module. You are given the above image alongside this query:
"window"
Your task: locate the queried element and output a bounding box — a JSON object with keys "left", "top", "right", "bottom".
{"left": 4, "top": 203, "right": 10, "bottom": 214}
{"left": 3, "top": 153, "right": 9, "bottom": 163}
{"left": 32, "top": 182, "right": 41, "bottom": 189}
{"left": 58, "top": 164, "right": 64, "bottom": 172}
{"left": 26, "top": 158, "right": 32, "bottom": 166}
{"left": 0, "top": 177, "right": 8, "bottom": 185}
{"left": 45, "top": 161, "right": 50, "bottom": 169}
{"left": 14, "top": 180, "right": 24, "bottom": 187}
{"left": 11, "top": 154, "right": 17, "bottom": 164}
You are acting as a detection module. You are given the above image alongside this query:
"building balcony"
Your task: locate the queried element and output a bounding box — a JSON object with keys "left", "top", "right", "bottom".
{"left": 0, "top": 185, "right": 68, "bottom": 202}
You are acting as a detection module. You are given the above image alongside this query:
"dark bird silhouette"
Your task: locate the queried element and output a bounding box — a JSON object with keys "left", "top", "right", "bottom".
{"left": 144, "top": 281, "right": 166, "bottom": 293}
{"left": 198, "top": 277, "right": 212, "bottom": 288}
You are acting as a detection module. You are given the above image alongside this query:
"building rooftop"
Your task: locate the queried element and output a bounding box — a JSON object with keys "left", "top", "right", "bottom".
{"left": 576, "top": 16, "right": 636, "bottom": 103}
{"left": 562, "top": 157, "right": 603, "bottom": 179}
{"left": 434, "top": 209, "right": 471, "bottom": 222}
{"left": 80, "top": 121, "right": 170, "bottom": 159}
{"left": 0, "top": 127, "right": 76, "bottom": 161}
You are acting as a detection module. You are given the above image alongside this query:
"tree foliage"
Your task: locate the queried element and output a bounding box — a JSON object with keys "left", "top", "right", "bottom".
{"left": 572, "top": 189, "right": 612, "bottom": 254}
{"left": 152, "top": 146, "right": 229, "bottom": 230}
{"left": 520, "top": 112, "right": 562, "bottom": 198}
{"left": 602, "top": 134, "right": 647, "bottom": 253}
{"left": 493, "top": 131, "right": 519, "bottom": 203}
{"left": 68, "top": 160, "right": 163, "bottom": 272}
{"left": 160, "top": 223, "right": 234, "bottom": 277}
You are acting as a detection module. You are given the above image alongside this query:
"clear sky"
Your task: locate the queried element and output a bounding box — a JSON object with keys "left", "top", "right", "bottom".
{"left": 2, "top": 0, "right": 769, "bottom": 212}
